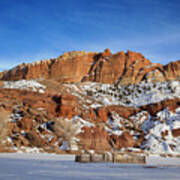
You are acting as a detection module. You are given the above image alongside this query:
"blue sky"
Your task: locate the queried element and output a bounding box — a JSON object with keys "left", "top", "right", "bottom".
{"left": 0, "top": 0, "right": 180, "bottom": 71}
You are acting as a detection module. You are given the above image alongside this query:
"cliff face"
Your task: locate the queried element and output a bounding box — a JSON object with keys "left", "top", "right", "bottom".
{"left": 0, "top": 71, "right": 5, "bottom": 80}
{"left": 163, "top": 60, "right": 180, "bottom": 80}
{"left": 1, "top": 51, "right": 95, "bottom": 83}
{"left": 1, "top": 49, "right": 180, "bottom": 85}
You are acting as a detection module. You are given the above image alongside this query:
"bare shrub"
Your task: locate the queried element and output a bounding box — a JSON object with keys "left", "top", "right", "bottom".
{"left": 87, "top": 90, "right": 93, "bottom": 96}
{"left": 54, "top": 118, "right": 80, "bottom": 150}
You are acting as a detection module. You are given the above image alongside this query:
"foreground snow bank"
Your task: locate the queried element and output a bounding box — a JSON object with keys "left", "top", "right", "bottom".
{"left": 3, "top": 80, "right": 46, "bottom": 93}
{"left": 0, "top": 153, "right": 75, "bottom": 161}
{"left": 147, "top": 155, "right": 180, "bottom": 166}
{"left": 0, "top": 154, "right": 179, "bottom": 180}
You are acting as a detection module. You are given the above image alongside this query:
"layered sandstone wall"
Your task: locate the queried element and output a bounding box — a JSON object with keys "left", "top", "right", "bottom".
{"left": 1, "top": 49, "right": 180, "bottom": 85}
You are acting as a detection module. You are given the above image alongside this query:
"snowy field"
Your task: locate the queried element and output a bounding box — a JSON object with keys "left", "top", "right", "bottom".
{"left": 0, "top": 153, "right": 180, "bottom": 180}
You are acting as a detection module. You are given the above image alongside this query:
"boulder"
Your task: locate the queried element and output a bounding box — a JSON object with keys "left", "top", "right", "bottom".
{"left": 172, "top": 128, "right": 180, "bottom": 137}
{"left": 110, "top": 132, "right": 135, "bottom": 149}
{"left": 78, "top": 126, "right": 111, "bottom": 150}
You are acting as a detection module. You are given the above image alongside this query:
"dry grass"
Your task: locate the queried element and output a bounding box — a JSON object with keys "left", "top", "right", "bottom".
{"left": 0, "top": 81, "right": 4, "bottom": 87}
{"left": 0, "top": 108, "right": 11, "bottom": 144}
{"left": 38, "top": 79, "right": 61, "bottom": 92}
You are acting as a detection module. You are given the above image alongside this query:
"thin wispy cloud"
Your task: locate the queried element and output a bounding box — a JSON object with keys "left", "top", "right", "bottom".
{"left": 0, "top": 0, "right": 179, "bottom": 69}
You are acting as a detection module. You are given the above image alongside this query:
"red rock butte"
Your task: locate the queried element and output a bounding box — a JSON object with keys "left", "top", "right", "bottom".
{"left": 1, "top": 49, "right": 180, "bottom": 85}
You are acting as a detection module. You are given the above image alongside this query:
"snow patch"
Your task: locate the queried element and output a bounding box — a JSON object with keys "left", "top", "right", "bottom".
{"left": 141, "top": 108, "right": 180, "bottom": 154}
{"left": 3, "top": 80, "right": 46, "bottom": 93}
{"left": 75, "top": 80, "right": 180, "bottom": 107}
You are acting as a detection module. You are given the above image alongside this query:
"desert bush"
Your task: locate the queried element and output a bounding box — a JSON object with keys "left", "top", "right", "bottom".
{"left": 87, "top": 90, "right": 93, "bottom": 96}
{"left": 137, "top": 89, "right": 142, "bottom": 94}
{"left": 125, "top": 99, "right": 131, "bottom": 104}
{"left": 146, "top": 86, "right": 151, "bottom": 91}
{"left": 54, "top": 118, "right": 80, "bottom": 150}
{"left": 54, "top": 118, "right": 79, "bottom": 139}
{"left": 98, "top": 89, "right": 103, "bottom": 93}
{"left": 111, "top": 87, "right": 116, "bottom": 92}
{"left": 118, "top": 94, "right": 122, "bottom": 100}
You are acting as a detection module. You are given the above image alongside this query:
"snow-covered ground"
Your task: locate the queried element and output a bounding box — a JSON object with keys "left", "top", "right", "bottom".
{"left": 69, "top": 80, "right": 180, "bottom": 107}
{"left": 147, "top": 155, "right": 180, "bottom": 166}
{"left": 2, "top": 80, "right": 46, "bottom": 93}
{"left": 0, "top": 153, "right": 75, "bottom": 161}
{"left": 0, "top": 153, "right": 179, "bottom": 180}
{"left": 141, "top": 108, "right": 180, "bottom": 154}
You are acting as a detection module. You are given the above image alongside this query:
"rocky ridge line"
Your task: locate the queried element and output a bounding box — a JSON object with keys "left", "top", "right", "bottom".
{"left": 1, "top": 49, "right": 180, "bottom": 85}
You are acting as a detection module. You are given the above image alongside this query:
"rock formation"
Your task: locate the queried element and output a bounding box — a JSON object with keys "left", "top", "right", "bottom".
{"left": 1, "top": 49, "right": 180, "bottom": 85}
{"left": 0, "top": 49, "right": 180, "bottom": 154}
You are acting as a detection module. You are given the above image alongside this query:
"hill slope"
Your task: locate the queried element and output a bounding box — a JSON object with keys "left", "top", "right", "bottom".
{"left": 0, "top": 49, "right": 180, "bottom": 155}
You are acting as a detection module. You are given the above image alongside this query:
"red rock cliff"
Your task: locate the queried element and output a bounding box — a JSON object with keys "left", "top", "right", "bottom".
{"left": 1, "top": 49, "right": 180, "bottom": 85}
